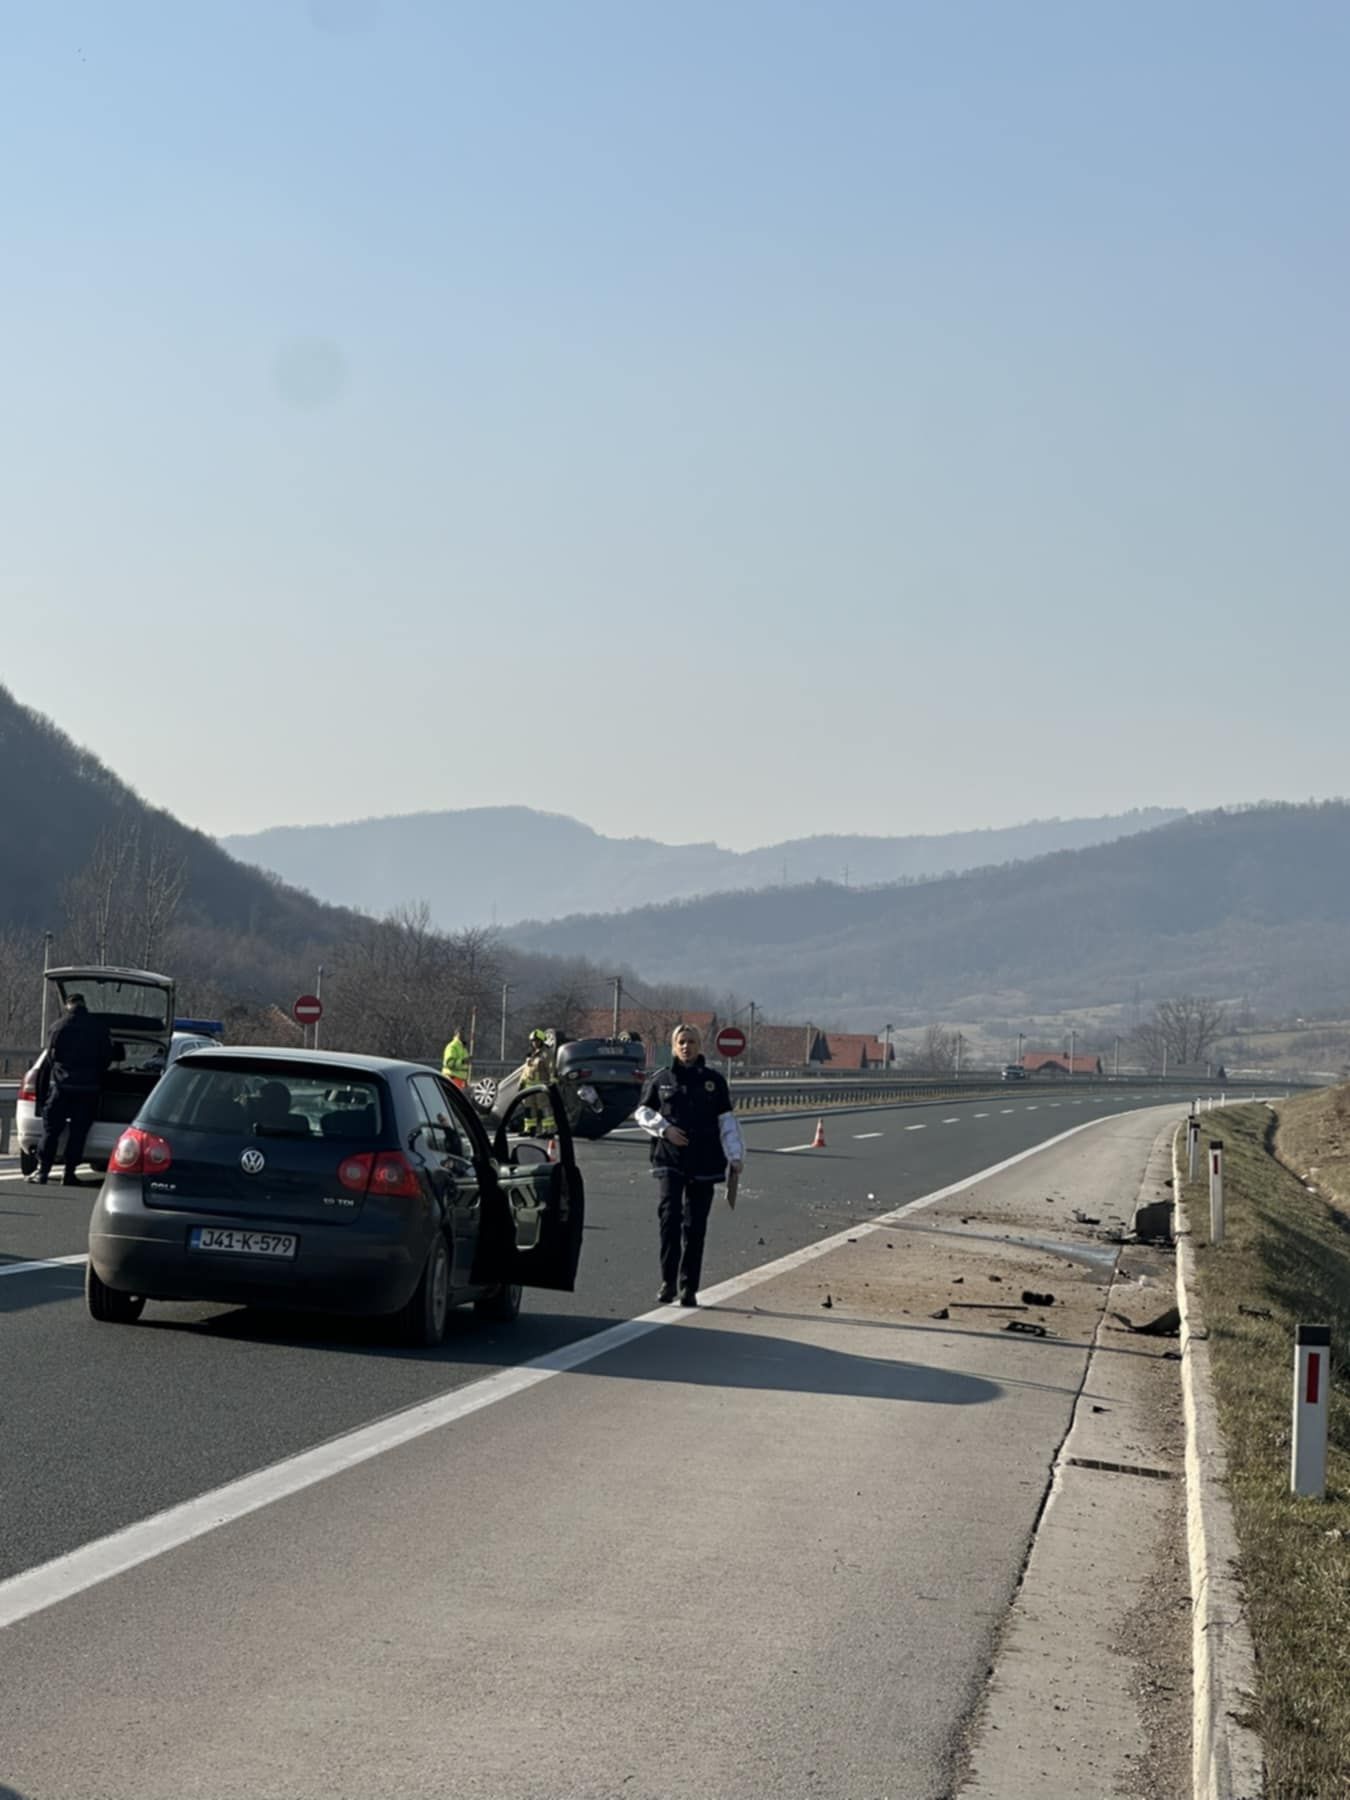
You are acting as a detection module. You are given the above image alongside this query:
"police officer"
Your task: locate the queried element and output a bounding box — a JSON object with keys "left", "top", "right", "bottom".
{"left": 636, "top": 1023, "right": 744, "bottom": 1307}
{"left": 30, "top": 994, "right": 116, "bottom": 1187}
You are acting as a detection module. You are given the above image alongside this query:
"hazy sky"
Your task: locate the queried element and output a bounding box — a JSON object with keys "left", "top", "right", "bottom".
{"left": 5, "top": 1, "right": 1348, "bottom": 850}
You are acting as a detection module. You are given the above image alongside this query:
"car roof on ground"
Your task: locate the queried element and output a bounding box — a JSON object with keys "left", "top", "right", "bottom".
{"left": 174, "top": 1046, "right": 433, "bottom": 1077}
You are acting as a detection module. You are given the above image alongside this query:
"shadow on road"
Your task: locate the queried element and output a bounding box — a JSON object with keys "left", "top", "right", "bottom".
{"left": 125, "top": 1306, "right": 1001, "bottom": 1403}
{"left": 0, "top": 1263, "right": 85, "bottom": 1315}
{"left": 563, "top": 1323, "right": 1002, "bottom": 1405}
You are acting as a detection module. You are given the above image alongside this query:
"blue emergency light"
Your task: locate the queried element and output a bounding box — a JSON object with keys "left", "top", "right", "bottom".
{"left": 174, "top": 1018, "right": 224, "bottom": 1037}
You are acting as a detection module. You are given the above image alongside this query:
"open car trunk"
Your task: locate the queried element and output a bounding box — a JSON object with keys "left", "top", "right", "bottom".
{"left": 47, "top": 966, "right": 175, "bottom": 1125}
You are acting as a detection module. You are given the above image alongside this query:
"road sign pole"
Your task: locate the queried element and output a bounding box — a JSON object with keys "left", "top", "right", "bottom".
{"left": 1292, "top": 1324, "right": 1331, "bottom": 1498}
{"left": 314, "top": 966, "right": 324, "bottom": 1050}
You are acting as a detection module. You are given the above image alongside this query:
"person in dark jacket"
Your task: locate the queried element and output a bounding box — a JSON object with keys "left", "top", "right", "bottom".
{"left": 30, "top": 995, "right": 116, "bottom": 1186}
{"left": 635, "top": 1024, "right": 744, "bottom": 1307}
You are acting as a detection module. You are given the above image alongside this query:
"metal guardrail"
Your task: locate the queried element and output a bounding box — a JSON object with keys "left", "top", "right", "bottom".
{"left": 0, "top": 1070, "right": 1311, "bottom": 1160}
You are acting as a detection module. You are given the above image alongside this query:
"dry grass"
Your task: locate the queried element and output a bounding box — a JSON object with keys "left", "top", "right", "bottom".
{"left": 1181, "top": 1100, "right": 1350, "bottom": 1798}
{"left": 1276, "top": 1082, "right": 1350, "bottom": 1212}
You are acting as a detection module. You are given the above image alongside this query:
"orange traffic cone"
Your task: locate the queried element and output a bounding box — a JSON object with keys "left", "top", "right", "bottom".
{"left": 811, "top": 1118, "right": 826, "bottom": 1149}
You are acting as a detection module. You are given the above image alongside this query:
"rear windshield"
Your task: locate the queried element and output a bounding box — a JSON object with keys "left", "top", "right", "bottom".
{"left": 54, "top": 976, "right": 171, "bottom": 1031}
{"left": 141, "top": 1063, "right": 385, "bottom": 1141}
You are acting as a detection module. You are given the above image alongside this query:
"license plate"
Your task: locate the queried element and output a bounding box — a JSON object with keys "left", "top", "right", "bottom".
{"left": 188, "top": 1227, "right": 298, "bottom": 1259}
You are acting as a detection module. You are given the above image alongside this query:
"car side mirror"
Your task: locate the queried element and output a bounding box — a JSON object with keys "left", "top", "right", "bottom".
{"left": 508, "top": 1142, "right": 550, "bottom": 1169}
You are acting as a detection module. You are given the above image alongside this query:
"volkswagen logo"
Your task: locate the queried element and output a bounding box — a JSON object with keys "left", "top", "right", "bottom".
{"left": 240, "top": 1149, "right": 266, "bottom": 1176}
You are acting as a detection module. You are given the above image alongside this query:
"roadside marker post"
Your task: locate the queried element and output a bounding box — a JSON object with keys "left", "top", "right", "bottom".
{"left": 1187, "top": 1114, "right": 1200, "bottom": 1182}
{"left": 1209, "top": 1140, "right": 1225, "bottom": 1245}
{"left": 1292, "top": 1324, "right": 1331, "bottom": 1499}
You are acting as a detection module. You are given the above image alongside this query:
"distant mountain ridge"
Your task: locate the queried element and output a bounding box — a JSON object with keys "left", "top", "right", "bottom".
{"left": 506, "top": 802, "right": 1350, "bottom": 1027}
{"left": 220, "top": 805, "right": 1186, "bottom": 930}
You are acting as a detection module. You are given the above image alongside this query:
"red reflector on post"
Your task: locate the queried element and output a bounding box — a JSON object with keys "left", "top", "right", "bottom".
{"left": 1306, "top": 1352, "right": 1321, "bottom": 1407}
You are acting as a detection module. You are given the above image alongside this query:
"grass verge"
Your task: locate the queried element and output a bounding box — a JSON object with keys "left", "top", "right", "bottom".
{"left": 1180, "top": 1099, "right": 1350, "bottom": 1799}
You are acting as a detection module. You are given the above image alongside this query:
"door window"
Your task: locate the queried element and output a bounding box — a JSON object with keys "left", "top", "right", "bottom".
{"left": 410, "top": 1074, "right": 467, "bottom": 1158}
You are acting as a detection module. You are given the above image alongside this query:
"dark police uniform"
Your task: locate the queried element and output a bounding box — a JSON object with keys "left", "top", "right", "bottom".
{"left": 36, "top": 1004, "right": 115, "bottom": 1185}
{"left": 639, "top": 1055, "right": 736, "bottom": 1303}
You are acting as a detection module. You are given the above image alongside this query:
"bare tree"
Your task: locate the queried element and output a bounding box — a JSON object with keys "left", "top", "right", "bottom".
{"left": 60, "top": 827, "right": 137, "bottom": 965}
{"left": 900, "top": 1023, "right": 961, "bottom": 1075}
{"left": 1130, "top": 995, "right": 1229, "bottom": 1070}
{"left": 0, "top": 927, "right": 44, "bottom": 1055}
{"left": 133, "top": 835, "right": 189, "bottom": 970}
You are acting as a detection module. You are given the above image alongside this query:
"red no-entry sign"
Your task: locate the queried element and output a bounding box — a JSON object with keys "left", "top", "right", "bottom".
{"left": 716, "top": 1026, "right": 747, "bottom": 1059}
{"left": 293, "top": 994, "right": 323, "bottom": 1025}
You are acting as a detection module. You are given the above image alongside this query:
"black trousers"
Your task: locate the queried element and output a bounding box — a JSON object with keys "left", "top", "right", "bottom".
{"left": 39, "top": 1088, "right": 99, "bottom": 1179}
{"left": 657, "top": 1172, "right": 716, "bottom": 1296}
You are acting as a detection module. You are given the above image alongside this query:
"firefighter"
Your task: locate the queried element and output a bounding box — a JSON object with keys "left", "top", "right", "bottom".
{"left": 441, "top": 1028, "right": 471, "bottom": 1090}
{"left": 520, "top": 1028, "right": 556, "bottom": 1137}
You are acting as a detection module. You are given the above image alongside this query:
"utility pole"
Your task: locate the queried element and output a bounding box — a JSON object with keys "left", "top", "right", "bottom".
{"left": 612, "top": 976, "right": 622, "bottom": 1039}
{"left": 314, "top": 964, "right": 324, "bottom": 1050}
{"left": 39, "top": 931, "right": 54, "bottom": 1043}
{"left": 748, "top": 1000, "right": 757, "bottom": 1065}
{"left": 955, "top": 1032, "right": 963, "bottom": 1079}
{"left": 499, "top": 982, "right": 511, "bottom": 1060}
{"left": 1068, "top": 1027, "right": 1075, "bottom": 1081}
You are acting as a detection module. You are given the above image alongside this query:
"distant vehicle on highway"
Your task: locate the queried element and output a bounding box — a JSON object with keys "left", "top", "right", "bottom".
{"left": 16, "top": 966, "right": 180, "bottom": 1177}
{"left": 1001, "top": 1064, "right": 1028, "bottom": 1082}
{"left": 85, "top": 1047, "right": 584, "bottom": 1345}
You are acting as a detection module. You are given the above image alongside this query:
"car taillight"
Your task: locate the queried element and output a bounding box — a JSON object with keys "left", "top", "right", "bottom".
{"left": 335, "top": 1151, "right": 420, "bottom": 1199}
{"left": 369, "top": 1151, "right": 421, "bottom": 1199}
{"left": 111, "top": 1127, "right": 173, "bottom": 1175}
{"left": 337, "top": 1152, "right": 374, "bottom": 1193}
{"left": 19, "top": 1079, "right": 37, "bottom": 1103}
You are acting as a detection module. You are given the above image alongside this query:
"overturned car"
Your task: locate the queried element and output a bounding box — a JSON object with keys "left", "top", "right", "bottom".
{"left": 472, "top": 1034, "right": 648, "bottom": 1141}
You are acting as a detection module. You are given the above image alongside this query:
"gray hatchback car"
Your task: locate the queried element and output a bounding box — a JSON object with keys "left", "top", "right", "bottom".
{"left": 86, "top": 1048, "right": 584, "bottom": 1345}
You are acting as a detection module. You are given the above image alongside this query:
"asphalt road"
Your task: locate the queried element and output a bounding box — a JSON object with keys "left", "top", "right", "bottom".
{"left": 0, "top": 1086, "right": 1164, "bottom": 1586}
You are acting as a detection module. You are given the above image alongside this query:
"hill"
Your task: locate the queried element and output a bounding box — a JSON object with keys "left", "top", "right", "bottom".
{"left": 507, "top": 803, "right": 1350, "bottom": 1028}
{"left": 0, "top": 686, "right": 686, "bottom": 1060}
{"left": 0, "top": 683, "right": 358, "bottom": 957}
{"left": 219, "top": 805, "right": 1184, "bottom": 929}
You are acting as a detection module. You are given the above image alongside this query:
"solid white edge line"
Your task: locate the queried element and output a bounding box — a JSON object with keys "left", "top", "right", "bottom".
{"left": 0, "top": 1107, "right": 1133, "bottom": 1635}
{"left": 0, "top": 1254, "right": 88, "bottom": 1279}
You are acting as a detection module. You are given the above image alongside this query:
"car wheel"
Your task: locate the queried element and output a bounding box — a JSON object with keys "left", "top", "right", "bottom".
{"left": 86, "top": 1262, "right": 146, "bottom": 1324}
{"left": 474, "top": 1282, "right": 522, "bottom": 1323}
{"left": 470, "top": 1078, "right": 498, "bottom": 1110}
{"left": 19, "top": 1148, "right": 37, "bottom": 1176}
{"left": 394, "top": 1232, "right": 451, "bottom": 1347}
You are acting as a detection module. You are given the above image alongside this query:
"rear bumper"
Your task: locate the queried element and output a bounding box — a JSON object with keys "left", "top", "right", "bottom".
{"left": 16, "top": 1104, "right": 122, "bottom": 1166}
{"left": 88, "top": 1178, "right": 427, "bottom": 1315}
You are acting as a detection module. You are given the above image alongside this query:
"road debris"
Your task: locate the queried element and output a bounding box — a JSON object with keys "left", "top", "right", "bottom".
{"left": 1110, "top": 1305, "right": 1182, "bottom": 1337}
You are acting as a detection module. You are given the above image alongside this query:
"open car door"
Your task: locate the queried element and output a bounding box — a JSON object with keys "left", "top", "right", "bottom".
{"left": 470, "top": 1083, "right": 585, "bottom": 1293}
